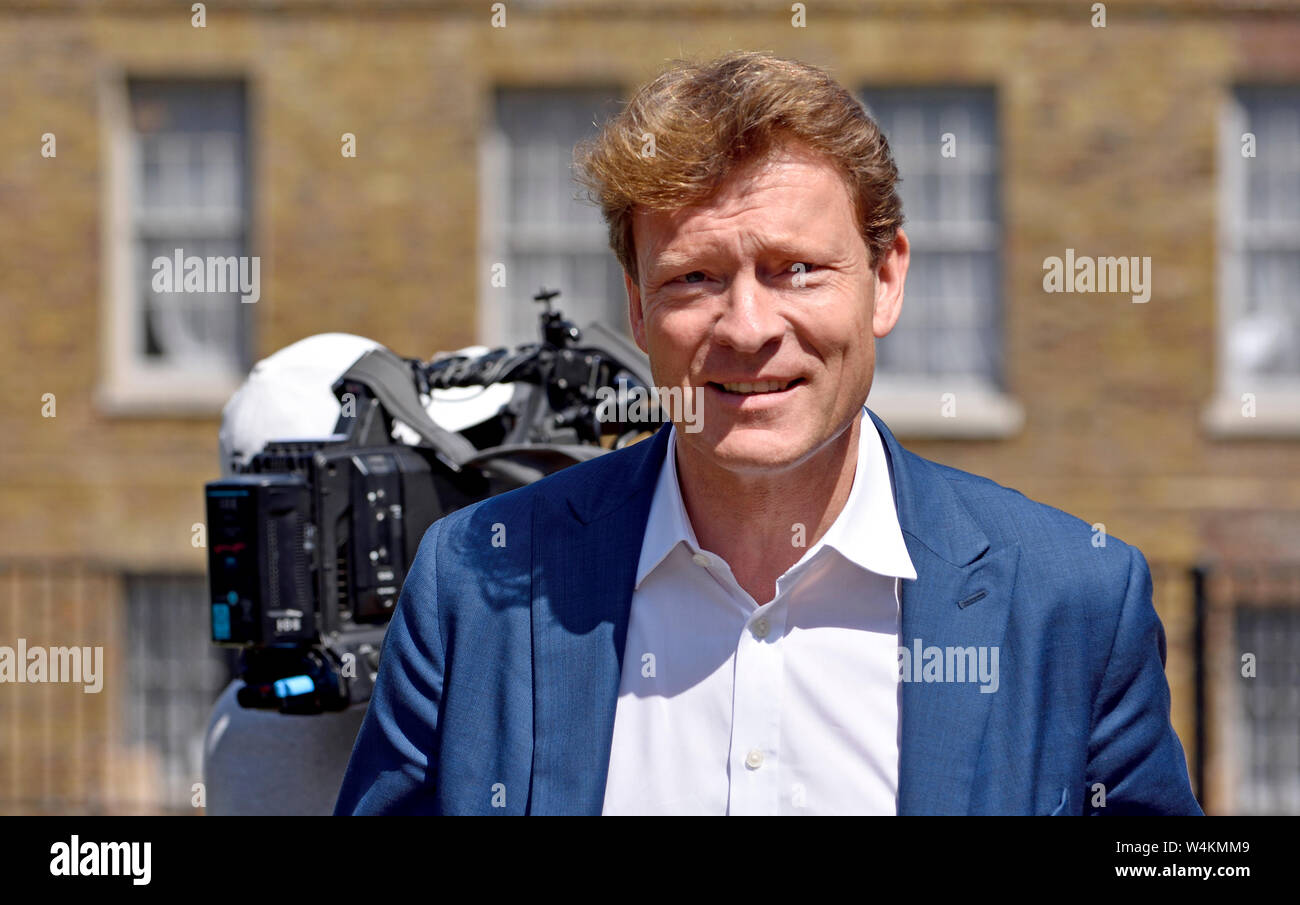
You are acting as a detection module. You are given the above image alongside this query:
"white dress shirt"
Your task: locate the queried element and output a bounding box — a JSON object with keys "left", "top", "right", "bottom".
{"left": 601, "top": 407, "right": 918, "bottom": 815}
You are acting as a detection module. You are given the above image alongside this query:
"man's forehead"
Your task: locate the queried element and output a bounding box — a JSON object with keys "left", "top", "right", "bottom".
{"left": 632, "top": 161, "right": 858, "bottom": 269}
{"left": 643, "top": 225, "right": 829, "bottom": 266}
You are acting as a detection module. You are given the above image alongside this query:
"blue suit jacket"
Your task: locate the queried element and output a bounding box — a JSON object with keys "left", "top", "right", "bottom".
{"left": 335, "top": 410, "right": 1203, "bottom": 815}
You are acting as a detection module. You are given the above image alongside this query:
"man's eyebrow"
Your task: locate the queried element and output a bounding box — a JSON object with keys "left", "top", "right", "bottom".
{"left": 647, "top": 244, "right": 725, "bottom": 272}
{"left": 648, "top": 235, "right": 831, "bottom": 272}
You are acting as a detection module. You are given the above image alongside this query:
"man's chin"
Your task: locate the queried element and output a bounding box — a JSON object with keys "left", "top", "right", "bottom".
{"left": 682, "top": 427, "right": 816, "bottom": 476}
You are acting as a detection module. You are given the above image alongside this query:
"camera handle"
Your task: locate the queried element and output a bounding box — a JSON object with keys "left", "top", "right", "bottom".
{"left": 330, "top": 347, "right": 479, "bottom": 472}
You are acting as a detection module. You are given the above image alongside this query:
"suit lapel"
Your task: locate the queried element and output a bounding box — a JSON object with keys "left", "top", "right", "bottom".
{"left": 526, "top": 425, "right": 670, "bottom": 815}
{"left": 896, "top": 539, "right": 1019, "bottom": 814}
{"left": 869, "top": 410, "right": 1020, "bottom": 815}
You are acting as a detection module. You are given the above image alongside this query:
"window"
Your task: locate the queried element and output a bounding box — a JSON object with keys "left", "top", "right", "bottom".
{"left": 1234, "top": 606, "right": 1300, "bottom": 814}
{"left": 1207, "top": 87, "right": 1300, "bottom": 435}
{"left": 856, "top": 87, "right": 1021, "bottom": 436}
{"left": 481, "top": 88, "right": 627, "bottom": 349}
{"left": 123, "top": 574, "right": 239, "bottom": 813}
{"left": 99, "top": 79, "right": 252, "bottom": 413}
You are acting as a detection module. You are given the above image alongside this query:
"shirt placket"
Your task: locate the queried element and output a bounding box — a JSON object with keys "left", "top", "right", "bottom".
{"left": 726, "top": 586, "right": 789, "bottom": 816}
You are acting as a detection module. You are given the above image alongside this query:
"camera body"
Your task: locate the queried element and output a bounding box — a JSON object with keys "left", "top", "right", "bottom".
{"left": 206, "top": 441, "right": 481, "bottom": 711}
{"left": 205, "top": 292, "right": 657, "bottom": 713}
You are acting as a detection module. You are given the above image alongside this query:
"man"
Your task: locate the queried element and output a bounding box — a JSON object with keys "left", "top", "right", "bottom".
{"left": 334, "top": 50, "right": 1202, "bottom": 815}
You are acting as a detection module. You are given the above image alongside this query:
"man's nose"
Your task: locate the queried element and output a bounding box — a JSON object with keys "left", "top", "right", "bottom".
{"left": 711, "top": 271, "right": 785, "bottom": 355}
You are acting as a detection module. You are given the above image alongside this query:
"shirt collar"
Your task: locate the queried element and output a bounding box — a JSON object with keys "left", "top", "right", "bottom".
{"left": 634, "top": 421, "right": 704, "bottom": 588}
{"left": 634, "top": 406, "right": 917, "bottom": 588}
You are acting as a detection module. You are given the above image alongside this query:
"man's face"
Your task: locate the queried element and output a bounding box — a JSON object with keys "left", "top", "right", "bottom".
{"left": 626, "top": 139, "right": 909, "bottom": 475}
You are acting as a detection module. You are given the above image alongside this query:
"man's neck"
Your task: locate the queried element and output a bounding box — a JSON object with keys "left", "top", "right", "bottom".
{"left": 674, "top": 411, "right": 863, "bottom": 606}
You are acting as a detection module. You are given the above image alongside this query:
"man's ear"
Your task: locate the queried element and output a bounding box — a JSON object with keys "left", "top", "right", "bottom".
{"left": 626, "top": 269, "right": 649, "bottom": 354}
{"left": 871, "top": 227, "right": 910, "bottom": 339}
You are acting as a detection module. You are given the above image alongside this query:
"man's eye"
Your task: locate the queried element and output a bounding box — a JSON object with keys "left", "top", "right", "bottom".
{"left": 788, "top": 262, "right": 817, "bottom": 276}
{"left": 678, "top": 271, "right": 707, "bottom": 284}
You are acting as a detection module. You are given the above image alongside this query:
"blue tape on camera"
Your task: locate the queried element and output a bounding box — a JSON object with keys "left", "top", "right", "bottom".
{"left": 274, "top": 675, "right": 315, "bottom": 698}
{"left": 211, "top": 604, "right": 231, "bottom": 641}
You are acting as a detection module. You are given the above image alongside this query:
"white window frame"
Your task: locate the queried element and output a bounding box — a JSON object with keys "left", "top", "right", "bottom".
{"left": 478, "top": 88, "right": 626, "bottom": 351}
{"left": 96, "top": 72, "right": 247, "bottom": 416}
{"left": 858, "top": 87, "right": 1022, "bottom": 438}
{"left": 1204, "top": 87, "right": 1300, "bottom": 436}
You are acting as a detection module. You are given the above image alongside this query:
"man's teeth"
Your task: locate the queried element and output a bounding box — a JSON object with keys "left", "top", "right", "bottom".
{"left": 720, "top": 380, "right": 791, "bottom": 394}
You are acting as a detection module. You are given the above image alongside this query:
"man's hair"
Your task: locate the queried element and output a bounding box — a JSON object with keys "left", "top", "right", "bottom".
{"left": 573, "top": 50, "right": 904, "bottom": 286}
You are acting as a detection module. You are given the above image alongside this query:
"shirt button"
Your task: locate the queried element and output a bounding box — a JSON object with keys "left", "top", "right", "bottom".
{"left": 751, "top": 619, "right": 770, "bottom": 639}
{"left": 745, "top": 749, "right": 764, "bottom": 770}
{"left": 692, "top": 552, "right": 709, "bottom": 567}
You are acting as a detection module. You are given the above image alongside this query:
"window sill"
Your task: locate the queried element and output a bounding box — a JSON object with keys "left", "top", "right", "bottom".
{"left": 866, "top": 380, "right": 1024, "bottom": 439}
{"left": 1203, "top": 390, "right": 1300, "bottom": 438}
{"left": 96, "top": 371, "right": 241, "bottom": 418}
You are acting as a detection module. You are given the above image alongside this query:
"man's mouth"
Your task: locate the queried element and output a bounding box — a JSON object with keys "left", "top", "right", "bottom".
{"left": 707, "top": 378, "right": 804, "bottom": 396}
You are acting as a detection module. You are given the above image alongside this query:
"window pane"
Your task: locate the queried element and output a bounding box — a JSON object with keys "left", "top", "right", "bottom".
{"left": 492, "top": 88, "right": 626, "bottom": 348}
{"left": 1235, "top": 606, "right": 1300, "bottom": 815}
{"left": 1232, "top": 88, "right": 1300, "bottom": 380}
{"left": 128, "top": 81, "right": 250, "bottom": 372}
{"left": 123, "top": 574, "right": 239, "bottom": 813}
{"left": 859, "top": 87, "right": 1001, "bottom": 385}
{"left": 137, "top": 237, "right": 249, "bottom": 366}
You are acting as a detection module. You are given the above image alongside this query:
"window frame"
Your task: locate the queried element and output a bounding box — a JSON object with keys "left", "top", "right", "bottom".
{"left": 1205, "top": 85, "right": 1300, "bottom": 437}
{"left": 478, "top": 85, "right": 628, "bottom": 352}
{"left": 96, "top": 71, "right": 255, "bottom": 416}
{"left": 856, "top": 84, "right": 1022, "bottom": 438}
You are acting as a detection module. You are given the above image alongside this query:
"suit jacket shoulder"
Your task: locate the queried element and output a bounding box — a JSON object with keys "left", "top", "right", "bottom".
{"left": 918, "top": 452, "right": 1141, "bottom": 631}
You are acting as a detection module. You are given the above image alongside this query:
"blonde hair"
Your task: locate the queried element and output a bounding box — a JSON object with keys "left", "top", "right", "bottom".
{"left": 574, "top": 50, "right": 904, "bottom": 285}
